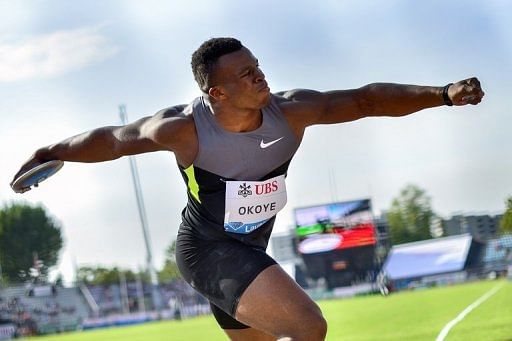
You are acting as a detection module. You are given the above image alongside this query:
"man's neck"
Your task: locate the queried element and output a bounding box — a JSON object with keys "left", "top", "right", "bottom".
{"left": 207, "top": 99, "right": 263, "bottom": 133}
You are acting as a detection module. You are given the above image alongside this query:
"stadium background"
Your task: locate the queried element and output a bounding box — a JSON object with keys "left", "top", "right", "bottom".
{"left": 1, "top": 0, "right": 512, "bottom": 339}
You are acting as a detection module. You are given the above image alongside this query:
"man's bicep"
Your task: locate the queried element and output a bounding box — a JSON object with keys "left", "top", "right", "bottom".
{"left": 288, "top": 88, "right": 370, "bottom": 125}
{"left": 112, "top": 105, "right": 187, "bottom": 155}
{"left": 278, "top": 89, "right": 329, "bottom": 127}
{"left": 280, "top": 89, "right": 326, "bottom": 102}
{"left": 111, "top": 116, "right": 168, "bottom": 156}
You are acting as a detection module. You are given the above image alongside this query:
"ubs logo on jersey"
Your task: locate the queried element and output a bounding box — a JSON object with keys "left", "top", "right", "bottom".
{"left": 255, "top": 181, "right": 279, "bottom": 195}
{"left": 238, "top": 183, "right": 252, "bottom": 198}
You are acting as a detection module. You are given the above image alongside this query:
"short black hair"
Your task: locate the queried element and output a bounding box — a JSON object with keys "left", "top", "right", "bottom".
{"left": 191, "top": 37, "right": 243, "bottom": 92}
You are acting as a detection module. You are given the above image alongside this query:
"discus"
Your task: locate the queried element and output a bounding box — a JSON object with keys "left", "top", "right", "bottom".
{"left": 11, "top": 160, "right": 64, "bottom": 193}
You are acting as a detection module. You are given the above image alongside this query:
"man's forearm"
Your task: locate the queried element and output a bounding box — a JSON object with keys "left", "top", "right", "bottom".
{"left": 36, "top": 127, "right": 121, "bottom": 163}
{"left": 362, "top": 83, "right": 445, "bottom": 117}
{"left": 316, "top": 83, "right": 447, "bottom": 125}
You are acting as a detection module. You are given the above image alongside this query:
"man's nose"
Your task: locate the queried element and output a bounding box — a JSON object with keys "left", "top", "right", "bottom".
{"left": 254, "top": 69, "right": 265, "bottom": 83}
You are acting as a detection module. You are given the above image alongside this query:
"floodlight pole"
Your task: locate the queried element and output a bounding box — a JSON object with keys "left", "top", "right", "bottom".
{"left": 119, "top": 105, "right": 161, "bottom": 311}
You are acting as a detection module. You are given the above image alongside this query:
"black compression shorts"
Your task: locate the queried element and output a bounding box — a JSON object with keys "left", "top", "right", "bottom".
{"left": 176, "top": 224, "right": 276, "bottom": 329}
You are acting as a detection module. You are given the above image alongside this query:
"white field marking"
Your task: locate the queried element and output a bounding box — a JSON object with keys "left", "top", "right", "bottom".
{"left": 436, "top": 283, "right": 504, "bottom": 341}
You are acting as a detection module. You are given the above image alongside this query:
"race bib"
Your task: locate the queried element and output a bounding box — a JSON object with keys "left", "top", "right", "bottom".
{"left": 224, "top": 174, "right": 287, "bottom": 234}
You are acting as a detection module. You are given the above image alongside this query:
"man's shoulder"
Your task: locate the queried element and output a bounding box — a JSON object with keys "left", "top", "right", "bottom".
{"left": 154, "top": 103, "right": 192, "bottom": 120}
{"left": 153, "top": 96, "right": 206, "bottom": 121}
{"left": 273, "top": 89, "right": 324, "bottom": 103}
{"left": 272, "top": 90, "right": 324, "bottom": 117}
{"left": 148, "top": 102, "right": 198, "bottom": 156}
{"left": 149, "top": 103, "right": 196, "bottom": 140}
{"left": 271, "top": 90, "right": 325, "bottom": 134}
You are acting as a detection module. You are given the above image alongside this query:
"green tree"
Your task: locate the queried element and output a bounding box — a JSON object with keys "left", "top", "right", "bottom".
{"left": 499, "top": 196, "right": 512, "bottom": 234}
{"left": 158, "top": 240, "right": 181, "bottom": 283}
{"left": 74, "top": 239, "right": 182, "bottom": 286}
{"left": 76, "top": 266, "right": 150, "bottom": 285}
{"left": 387, "top": 184, "right": 436, "bottom": 245}
{"left": 0, "top": 203, "right": 63, "bottom": 283}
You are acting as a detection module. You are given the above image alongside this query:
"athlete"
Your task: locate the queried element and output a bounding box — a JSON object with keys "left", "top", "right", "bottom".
{"left": 11, "top": 37, "right": 484, "bottom": 340}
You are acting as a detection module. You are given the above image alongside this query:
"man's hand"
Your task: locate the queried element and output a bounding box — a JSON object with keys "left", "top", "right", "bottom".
{"left": 10, "top": 150, "right": 51, "bottom": 193}
{"left": 448, "top": 77, "right": 485, "bottom": 106}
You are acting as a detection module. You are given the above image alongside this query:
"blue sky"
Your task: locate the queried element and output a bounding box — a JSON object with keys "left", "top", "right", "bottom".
{"left": 1, "top": 0, "right": 510, "bottom": 284}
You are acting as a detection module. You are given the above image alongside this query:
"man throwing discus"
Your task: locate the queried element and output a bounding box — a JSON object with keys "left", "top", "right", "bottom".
{"left": 12, "top": 37, "right": 484, "bottom": 340}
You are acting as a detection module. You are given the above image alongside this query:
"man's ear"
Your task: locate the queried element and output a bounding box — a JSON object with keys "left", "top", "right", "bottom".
{"left": 208, "top": 86, "right": 226, "bottom": 101}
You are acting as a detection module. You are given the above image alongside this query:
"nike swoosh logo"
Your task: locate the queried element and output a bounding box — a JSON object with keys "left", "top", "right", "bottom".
{"left": 260, "top": 137, "right": 284, "bottom": 149}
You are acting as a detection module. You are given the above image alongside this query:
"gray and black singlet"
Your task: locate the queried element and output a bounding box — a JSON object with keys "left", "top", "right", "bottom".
{"left": 175, "top": 94, "right": 300, "bottom": 328}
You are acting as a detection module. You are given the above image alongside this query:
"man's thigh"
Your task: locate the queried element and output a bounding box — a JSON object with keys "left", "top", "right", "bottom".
{"left": 176, "top": 230, "right": 276, "bottom": 317}
{"left": 234, "top": 264, "right": 326, "bottom": 339}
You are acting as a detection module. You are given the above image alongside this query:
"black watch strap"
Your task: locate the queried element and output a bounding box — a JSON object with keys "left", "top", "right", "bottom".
{"left": 443, "top": 83, "right": 453, "bottom": 106}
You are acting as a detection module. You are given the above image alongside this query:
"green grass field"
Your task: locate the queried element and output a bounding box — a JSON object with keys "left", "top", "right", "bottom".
{"left": 33, "top": 279, "right": 512, "bottom": 341}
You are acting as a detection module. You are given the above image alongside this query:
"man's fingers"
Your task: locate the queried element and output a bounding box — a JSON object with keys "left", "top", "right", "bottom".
{"left": 13, "top": 186, "right": 31, "bottom": 194}
{"left": 464, "top": 77, "right": 479, "bottom": 87}
{"left": 452, "top": 77, "right": 483, "bottom": 106}
{"left": 461, "top": 77, "right": 481, "bottom": 92}
{"left": 461, "top": 95, "right": 482, "bottom": 105}
{"left": 11, "top": 158, "right": 42, "bottom": 185}
{"left": 462, "top": 95, "right": 476, "bottom": 102}
{"left": 468, "top": 78, "right": 483, "bottom": 95}
{"left": 462, "top": 78, "right": 484, "bottom": 103}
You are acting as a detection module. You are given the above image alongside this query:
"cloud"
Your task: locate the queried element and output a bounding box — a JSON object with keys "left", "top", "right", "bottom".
{"left": 0, "top": 25, "right": 118, "bottom": 82}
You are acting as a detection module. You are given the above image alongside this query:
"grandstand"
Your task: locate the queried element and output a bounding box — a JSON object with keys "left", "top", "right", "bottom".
{"left": 79, "top": 279, "right": 210, "bottom": 329}
{"left": 0, "top": 278, "right": 210, "bottom": 338}
{"left": 0, "top": 284, "right": 88, "bottom": 337}
{"left": 482, "top": 234, "right": 512, "bottom": 276}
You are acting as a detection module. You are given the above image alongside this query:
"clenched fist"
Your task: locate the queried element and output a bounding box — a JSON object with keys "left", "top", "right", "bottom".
{"left": 447, "top": 77, "right": 485, "bottom": 106}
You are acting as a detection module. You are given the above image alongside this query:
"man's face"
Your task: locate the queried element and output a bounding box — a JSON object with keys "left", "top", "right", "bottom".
{"left": 210, "top": 47, "right": 270, "bottom": 109}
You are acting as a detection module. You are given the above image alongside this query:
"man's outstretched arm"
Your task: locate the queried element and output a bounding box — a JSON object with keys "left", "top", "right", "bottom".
{"left": 281, "top": 77, "right": 484, "bottom": 126}
{"left": 11, "top": 105, "right": 190, "bottom": 187}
